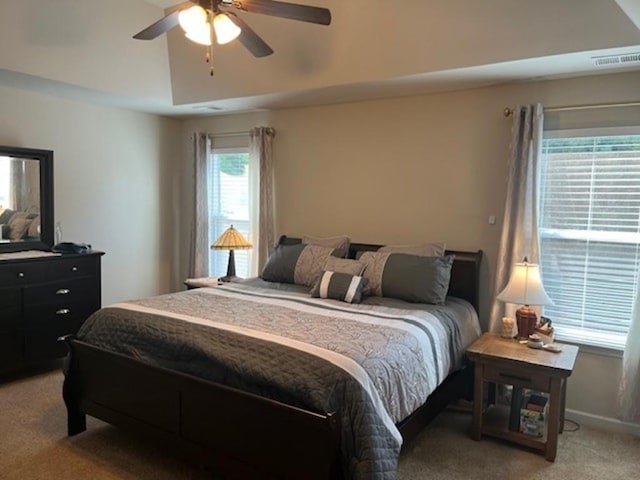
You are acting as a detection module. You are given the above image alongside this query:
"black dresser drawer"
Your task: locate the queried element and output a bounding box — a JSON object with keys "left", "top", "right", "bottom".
{"left": 24, "top": 301, "right": 99, "bottom": 329}
{"left": 47, "top": 256, "right": 99, "bottom": 281}
{"left": 24, "top": 308, "right": 96, "bottom": 361}
{"left": 0, "top": 287, "right": 21, "bottom": 329}
{"left": 24, "top": 327, "right": 74, "bottom": 361}
{"left": 0, "top": 332, "right": 23, "bottom": 366}
{"left": 23, "top": 277, "right": 99, "bottom": 308}
{"left": 0, "top": 263, "right": 46, "bottom": 288}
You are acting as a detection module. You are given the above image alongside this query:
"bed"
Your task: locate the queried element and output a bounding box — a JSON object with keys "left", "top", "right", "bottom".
{"left": 61, "top": 238, "right": 482, "bottom": 480}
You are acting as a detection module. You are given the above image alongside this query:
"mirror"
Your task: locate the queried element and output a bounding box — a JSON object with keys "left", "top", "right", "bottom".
{"left": 0, "top": 146, "right": 54, "bottom": 252}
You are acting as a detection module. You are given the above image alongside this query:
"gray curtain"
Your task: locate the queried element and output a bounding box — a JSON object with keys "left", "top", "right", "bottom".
{"left": 250, "top": 126, "right": 276, "bottom": 272}
{"left": 619, "top": 288, "right": 640, "bottom": 422}
{"left": 10, "top": 160, "right": 26, "bottom": 211}
{"left": 187, "top": 133, "right": 211, "bottom": 278}
{"left": 489, "top": 104, "right": 544, "bottom": 332}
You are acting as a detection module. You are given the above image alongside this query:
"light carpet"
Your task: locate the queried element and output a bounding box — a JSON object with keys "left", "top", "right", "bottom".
{"left": 1, "top": 367, "right": 638, "bottom": 480}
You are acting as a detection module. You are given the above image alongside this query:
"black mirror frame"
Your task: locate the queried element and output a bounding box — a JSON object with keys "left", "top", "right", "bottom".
{"left": 0, "top": 145, "right": 54, "bottom": 253}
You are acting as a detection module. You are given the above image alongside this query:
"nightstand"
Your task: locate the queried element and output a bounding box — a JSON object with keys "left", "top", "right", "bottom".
{"left": 466, "top": 333, "right": 579, "bottom": 461}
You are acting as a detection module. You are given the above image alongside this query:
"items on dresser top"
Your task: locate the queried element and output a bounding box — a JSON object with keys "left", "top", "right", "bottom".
{"left": 0, "top": 250, "right": 62, "bottom": 261}
{"left": 0, "top": 251, "right": 104, "bottom": 373}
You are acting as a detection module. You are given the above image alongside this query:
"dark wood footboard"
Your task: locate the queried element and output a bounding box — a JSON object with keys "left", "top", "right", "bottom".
{"left": 61, "top": 336, "right": 343, "bottom": 480}
{"left": 62, "top": 335, "right": 474, "bottom": 479}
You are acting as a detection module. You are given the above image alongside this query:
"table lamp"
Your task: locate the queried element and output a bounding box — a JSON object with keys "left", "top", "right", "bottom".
{"left": 211, "top": 225, "right": 252, "bottom": 282}
{"left": 496, "top": 257, "right": 553, "bottom": 339}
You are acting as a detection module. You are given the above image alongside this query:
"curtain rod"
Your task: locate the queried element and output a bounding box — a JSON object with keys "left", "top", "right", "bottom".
{"left": 208, "top": 131, "right": 250, "bottom": 138}
{"left": 503, "top": 100, "right": 640, "bottom": 117}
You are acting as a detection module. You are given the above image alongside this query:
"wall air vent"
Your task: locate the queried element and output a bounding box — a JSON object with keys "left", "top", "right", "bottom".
{"left": 592, "top": 53, "right": 640, "bottom": 67}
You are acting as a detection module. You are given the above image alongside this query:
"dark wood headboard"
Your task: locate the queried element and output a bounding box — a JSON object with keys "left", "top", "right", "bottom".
{"left": 278, "top": 236, "right": 483, "bottom": 313}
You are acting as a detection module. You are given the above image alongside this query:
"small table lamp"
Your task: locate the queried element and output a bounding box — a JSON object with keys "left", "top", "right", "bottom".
{"left": 496, "top": 257, "right": 553, "bottom": 339}
{"left": 211, "top": 225, "right": 252, "bottom": 282}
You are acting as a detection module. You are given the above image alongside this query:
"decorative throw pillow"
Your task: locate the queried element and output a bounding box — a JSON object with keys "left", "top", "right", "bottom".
{"left": 261, "top": 243, "right": 343, "bottom": 286}
{"left": 0, "top": 208, "right": 14, "bottom": 224}
{"left": 27, "top": 215, "right": 40, "bottom": 237}
{"left": 310, "top": 271, "right": 368, "bottom": 304}
{"left": 323, "top": 257, "right": 366, "bottom": 276}
{"left": 302, "top": 235, "right": 350, "bottom": 254}
{"left": 358, "top": 252, "right": 455, "bottom": 305}
{"left": 378, "top": 242, "right": 446, "bottom": 257}
{"left": 8, "top": 217, "right": 32, "bottom": 240}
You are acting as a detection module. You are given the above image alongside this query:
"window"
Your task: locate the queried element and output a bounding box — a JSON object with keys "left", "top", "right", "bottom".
{"left": 208, "top": 148, "right": 254, "bottom": 278}
{"left": 538, "top": 128, "right": 640, "bottom": 349}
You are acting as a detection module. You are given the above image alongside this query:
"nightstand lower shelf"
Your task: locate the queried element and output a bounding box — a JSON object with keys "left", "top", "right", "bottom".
{"left": 481, "top": 404, "right": 547, "bottom": 453}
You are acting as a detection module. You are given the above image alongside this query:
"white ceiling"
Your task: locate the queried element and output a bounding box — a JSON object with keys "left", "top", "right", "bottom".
{"left": 1, "top": 0, "right": 639, "bottom": 117}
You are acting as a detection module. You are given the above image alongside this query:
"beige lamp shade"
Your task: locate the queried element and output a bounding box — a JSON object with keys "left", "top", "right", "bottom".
{"left": 211, "top": 225, "right": 251, "bottom": 282}
{"left": 211, "top": 225, "right": 252, "bottom": 251}
{"left": 497, "top": 258, "right": 553, "bottom": 339}
{"left": 496, "top": 259, "right": 553, "bottom": 306}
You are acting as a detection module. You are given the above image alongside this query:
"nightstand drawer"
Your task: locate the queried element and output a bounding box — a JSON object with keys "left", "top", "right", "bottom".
{"left": 483, "top": 364, "right": 550, "bottom": 392}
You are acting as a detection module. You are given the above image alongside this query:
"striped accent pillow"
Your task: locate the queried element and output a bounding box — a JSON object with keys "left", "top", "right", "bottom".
{"left": 310, "top": 271, "right": 368, "bottom": 304}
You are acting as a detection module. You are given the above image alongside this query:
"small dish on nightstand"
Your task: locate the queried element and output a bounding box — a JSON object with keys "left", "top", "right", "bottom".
{"left": 527, "top": 334, "right": 544, "bottom": 349}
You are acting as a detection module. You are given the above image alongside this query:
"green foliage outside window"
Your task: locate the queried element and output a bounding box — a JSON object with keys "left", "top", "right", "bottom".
{"left": 219, "top": 153, "right": 248, "bottom": 176}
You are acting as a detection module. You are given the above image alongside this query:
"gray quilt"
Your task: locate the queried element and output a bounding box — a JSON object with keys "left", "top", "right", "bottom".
{"left": 77, "top": 283, "right": 481, "bottom": 480}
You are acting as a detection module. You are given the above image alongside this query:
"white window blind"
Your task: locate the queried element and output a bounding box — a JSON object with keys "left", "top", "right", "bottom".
{"left": 208, "top": 148, "right": 251, "bottom": 278}
{"left": 539, "top": 132, "right": 640, "bottom": 349}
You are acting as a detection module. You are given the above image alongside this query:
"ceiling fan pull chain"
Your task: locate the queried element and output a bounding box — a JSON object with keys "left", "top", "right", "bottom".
{"left": 208, "top": 7, "right": 215, "bottom": 76}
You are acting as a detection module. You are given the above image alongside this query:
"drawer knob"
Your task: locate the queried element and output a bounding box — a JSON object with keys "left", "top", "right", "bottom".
{"left": 56, "top": 288, "right": 71, "bottom": 295}
{"left": 71, "top": 266, "right": 78, "bottom": 272}
{"left": 56, "top": 308, "right": 71, "bottom": 315}
{"left": 17, "top": 272, "right": 25, "bottom": 278}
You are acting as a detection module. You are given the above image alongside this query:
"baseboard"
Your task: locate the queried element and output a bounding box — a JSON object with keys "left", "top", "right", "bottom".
{"left": 565, "top": 409, "right": 640, "bottom": 437}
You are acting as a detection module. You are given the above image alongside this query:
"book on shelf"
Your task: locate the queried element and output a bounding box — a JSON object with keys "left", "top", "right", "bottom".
{"left": 525, "top": 393, "right": 548, "bottom": 412}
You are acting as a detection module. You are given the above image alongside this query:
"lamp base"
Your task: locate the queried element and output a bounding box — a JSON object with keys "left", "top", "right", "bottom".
{"left": 515, "top": 306, "right": 538, "bottom": 340}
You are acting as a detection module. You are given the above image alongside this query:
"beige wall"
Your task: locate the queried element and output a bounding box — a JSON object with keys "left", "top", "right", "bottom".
{"left": 0, "top": 84, "right": 181, "bottom": 305}
{"left": 182, "top": 70, "right": 640, "bottom": 423}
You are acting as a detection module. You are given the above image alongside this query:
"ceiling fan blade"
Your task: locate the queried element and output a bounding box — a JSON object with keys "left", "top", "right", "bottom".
{"left": 228, "top": 14, "right": 274, "bottom": 57}
{"left": 234, "top": 0, "right": 331, "bottom": 26}
{"left": 133, "top": 10, "right": 181, "bottom": 40}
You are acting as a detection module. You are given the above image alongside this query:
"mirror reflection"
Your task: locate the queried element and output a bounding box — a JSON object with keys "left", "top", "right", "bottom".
{"left": 0, "top": 156, "right": 41, "bottom": 243}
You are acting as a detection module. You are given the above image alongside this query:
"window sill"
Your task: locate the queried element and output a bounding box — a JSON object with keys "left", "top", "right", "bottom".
{"left": 555, "top": 335, "right": 623, "bottom": 359}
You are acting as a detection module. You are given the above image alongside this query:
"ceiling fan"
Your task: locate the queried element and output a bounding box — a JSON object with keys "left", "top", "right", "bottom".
{"left": 134, "top": 0, "right": 332, "bottom": 62}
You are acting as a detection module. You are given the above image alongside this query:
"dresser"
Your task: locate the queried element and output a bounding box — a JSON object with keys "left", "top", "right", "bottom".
{"left": 0, "top": 251, "right": 104, "bottom": 373}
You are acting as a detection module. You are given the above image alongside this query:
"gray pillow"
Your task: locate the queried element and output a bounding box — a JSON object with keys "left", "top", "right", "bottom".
{"left": 323, "top": 257, "right": 365, "bottom": 276}
{"left": 310, "top": 271, "right": 368, "bottom": 304}
{"left": 261, "top": 243, "right": 343, "bottom": 286}
{"left": 378, "top": 242, "right": 446, "bottom": 257}
{"left": 302, "top": 235, "right": 350, "bottom": 253}
{"left": 358, "top": 252, "right": 455, "bottom": 305}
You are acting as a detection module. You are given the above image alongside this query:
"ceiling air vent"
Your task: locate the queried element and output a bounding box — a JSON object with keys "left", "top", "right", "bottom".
{"left": 192, "top": 105, "right": 223, "bottom": 111}
{"left": 592, "top": 53, "right": 640, "bottom": 67}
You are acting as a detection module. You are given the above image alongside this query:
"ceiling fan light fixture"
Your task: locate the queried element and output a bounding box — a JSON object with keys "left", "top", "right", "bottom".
{"left": 185, "top": 22, "right": 212, "bottom": 46}
{"left": 213, "top": 12, "right": 241, "bottom": 45}
{"left": 178, "top": 5, "right": 208, "bottom": 34}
